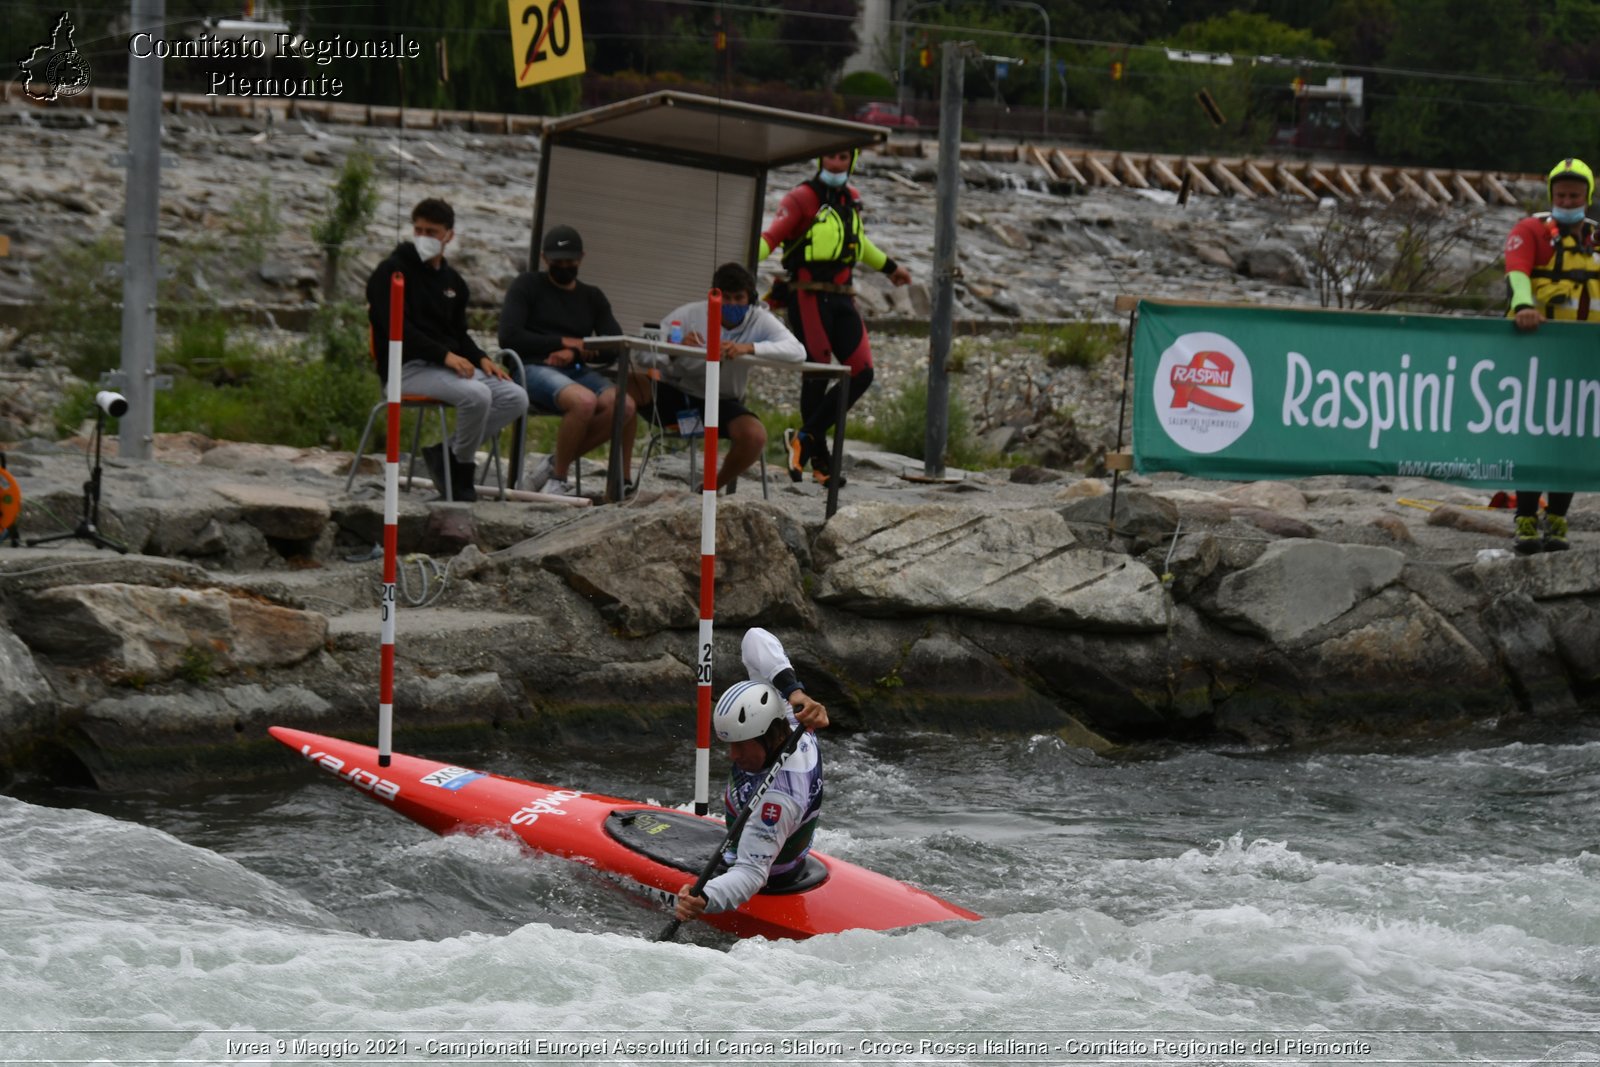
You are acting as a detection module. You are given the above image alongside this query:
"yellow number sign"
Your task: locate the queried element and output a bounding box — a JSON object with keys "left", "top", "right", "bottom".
{"left": 509, "top": 0, "right": 586, "bottom": 88}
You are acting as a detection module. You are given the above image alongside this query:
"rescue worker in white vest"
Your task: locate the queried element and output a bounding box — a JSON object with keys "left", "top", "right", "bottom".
{"left": 1501, "top": 156, "right": 1597, "bottom": 552}
{"left": 673, "top": 628, "right": 828, "bottom": 923}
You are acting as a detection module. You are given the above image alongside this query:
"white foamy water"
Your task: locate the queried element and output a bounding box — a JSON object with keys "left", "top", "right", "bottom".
{"left": 5, "top": 730, "right": 1599, "bottom": 1065}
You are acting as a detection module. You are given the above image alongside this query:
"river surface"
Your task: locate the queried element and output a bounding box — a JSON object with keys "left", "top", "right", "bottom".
{"left": 5, "top": 722, "right": 1599, "bottom": 1066}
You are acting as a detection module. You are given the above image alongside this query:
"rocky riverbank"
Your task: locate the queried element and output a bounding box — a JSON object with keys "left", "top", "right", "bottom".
{"left": 0, "top": 430, "right": 1595, "bottom": 790}
{"left": 3, "top": 102, "right": 1592, "bottom": 789}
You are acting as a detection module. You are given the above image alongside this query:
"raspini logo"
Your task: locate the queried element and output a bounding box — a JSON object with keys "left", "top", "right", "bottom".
{"left": 18, "top": 11, "right": 93, "bottom": 102}
{"left": 1152, "top": 332, "right": 1254, "bottom": 454}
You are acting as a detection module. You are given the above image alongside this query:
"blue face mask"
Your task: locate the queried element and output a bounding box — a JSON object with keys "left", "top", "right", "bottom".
{"left": 817, "top": 169, "right": 848, "bottom": 188}
{"left": 1552, "top": 205, "right": 1588, "bottom": 225}
{"left": 722, "top": 303, "right": 751, "bottom": 328}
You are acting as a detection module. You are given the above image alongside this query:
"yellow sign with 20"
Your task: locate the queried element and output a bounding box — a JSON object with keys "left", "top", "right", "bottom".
{"left": 508, "top": 0, "right": 585, "bottom": 88}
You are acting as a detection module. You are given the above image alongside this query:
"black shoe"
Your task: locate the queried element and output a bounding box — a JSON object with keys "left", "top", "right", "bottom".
{"left": 449, "top": 457, "right": 478, "bottom": 502}
{"left": 421, "top": 443, "right": 449, "bottom": 497}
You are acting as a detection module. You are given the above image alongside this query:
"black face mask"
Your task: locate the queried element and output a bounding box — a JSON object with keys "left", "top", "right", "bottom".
{"left": 548, "top": 264, "right": 579, "bottom": 285}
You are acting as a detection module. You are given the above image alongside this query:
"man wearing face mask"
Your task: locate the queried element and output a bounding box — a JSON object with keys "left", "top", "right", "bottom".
{"left": 631, "top": 262, "right": 804, "bottom": 491}
{"left": 758, "top": 149, "right": 912, "bottom": 489}
{"left": 366, "top": 198, "right": 527, "bottom": 502}
{"left": 1501, "top": 157, "right": 1598, "bottom": 553}
{"left": 498, "top": 225, "right": 635, "bottom": 497}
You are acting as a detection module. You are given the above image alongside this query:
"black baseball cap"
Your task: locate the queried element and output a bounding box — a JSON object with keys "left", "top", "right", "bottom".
{"left": 542, "top": 225, "right": 583, "bottom": 256}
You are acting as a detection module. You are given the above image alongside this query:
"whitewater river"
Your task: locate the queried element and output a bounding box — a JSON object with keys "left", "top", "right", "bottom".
{"left": 5, "top": 723, "right": 1598, "bottom": 1066}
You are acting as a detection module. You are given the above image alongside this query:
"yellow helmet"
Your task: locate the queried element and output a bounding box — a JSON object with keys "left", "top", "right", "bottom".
{"left": 1547, "top": 157, "right": 1594, "bottom": 204}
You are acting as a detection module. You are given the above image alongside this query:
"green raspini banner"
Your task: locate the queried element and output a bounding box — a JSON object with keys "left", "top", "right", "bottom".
{"left": 1132, "top": 300, "right": 1600, "bottom": 491}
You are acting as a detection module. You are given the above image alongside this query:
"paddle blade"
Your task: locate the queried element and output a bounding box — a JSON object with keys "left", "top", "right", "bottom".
{"left": 656, "top": 917, "right": 684, "bottom": 942}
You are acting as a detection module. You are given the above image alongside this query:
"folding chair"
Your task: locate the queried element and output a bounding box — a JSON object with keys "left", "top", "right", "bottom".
{"left": 343, "top": 334, "right": 518, "bottom": 499}
{"left": 633, "top": 369, "right": 767, "bottom": 498}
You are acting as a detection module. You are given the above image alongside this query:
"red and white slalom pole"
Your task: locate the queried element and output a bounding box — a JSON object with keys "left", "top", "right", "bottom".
{"left": 378, "top": 272, "right": 403, "bottom": 767}
{"left": 694, "top": 288, "right": 723, "bottom": 815}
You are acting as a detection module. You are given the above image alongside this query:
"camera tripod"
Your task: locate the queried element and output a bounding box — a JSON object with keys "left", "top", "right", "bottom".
{"left": 28, "top": 408, "right": 127, "bottom": 553}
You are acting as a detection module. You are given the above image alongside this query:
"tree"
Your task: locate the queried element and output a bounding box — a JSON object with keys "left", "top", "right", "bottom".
{"left": 1367, "top": 0, "right": 1590, "bottom": 170}
{"left": 311, "top": 150, "right": 379, "bottom": 301}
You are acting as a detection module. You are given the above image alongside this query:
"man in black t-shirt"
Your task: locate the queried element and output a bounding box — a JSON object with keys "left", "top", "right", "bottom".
{"left": 366, "top": 198, "right": 526, "bottom": 502}
{"left": 498, "top": 225, "right": 635, "bottom": 495}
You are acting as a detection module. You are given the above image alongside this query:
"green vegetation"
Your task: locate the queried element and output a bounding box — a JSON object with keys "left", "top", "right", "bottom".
{"left": 310, "top": 149, "right": 379, "bottom": 301}
{"left": 858, "top": 376, "right": 990, "bottom": 469}
{"left": 230, "top": 179, "right": 281, "bottom": 269}
{"left": 1030, "top": 320, "right": 1124, "bottom": 369}
{"left": 839, "top": 70, "right": 895, "bottom": 99}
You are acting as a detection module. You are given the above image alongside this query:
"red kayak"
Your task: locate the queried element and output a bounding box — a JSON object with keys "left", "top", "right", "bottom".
{"left": 269, "top": 726, "right": 980, "bottom": 940}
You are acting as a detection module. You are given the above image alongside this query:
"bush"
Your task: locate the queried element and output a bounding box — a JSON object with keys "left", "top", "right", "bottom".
{"left": 1033, "top": 320, "right": 1123, "bottom": 368}
{"left": 838, "top": 70, "right": 894, "bottom": 98}
{"left": 28, "top": 234, "right": 124, "bottom": 379}
{"left": 859, "top": 376, "right": 989, "bottom": 468}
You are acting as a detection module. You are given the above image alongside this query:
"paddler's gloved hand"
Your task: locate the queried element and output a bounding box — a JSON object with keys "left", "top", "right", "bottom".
{"left": 674, "top": 887, "right": 708, "bottom": 922}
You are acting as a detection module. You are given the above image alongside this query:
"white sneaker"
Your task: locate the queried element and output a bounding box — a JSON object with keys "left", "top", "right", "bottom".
{"left": 545, "top": 477, "right": 574, "bottom": 497}
{"left": 522, "top": 455, "right": 553, "bottom": 492}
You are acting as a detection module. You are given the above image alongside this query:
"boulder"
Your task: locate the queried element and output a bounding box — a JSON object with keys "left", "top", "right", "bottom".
{"left": 19, "top": 583, "right": 328, "bottom": 680}
{"left": 1480, "top": 593, "right": 1582, "bottom": 718}
{"left": 0, "top": 621, "right": 54, "bottom": 736}
{"left": 1209, "top": 539, "right": 1405, "bottom": 642}
{"left": 1057, "top": 488, "right": 1180, "bottom": 553}
{"left": 1222, "top": 482, "right": 1308, "bottom": 514}
{"left": 1236, "top": 239, "right": 1308, "bottom": 286}
{"left": 1426, "top": 503, "right": 1508, "bottom": 538}
{"left": 814, "top": 502, "right": 1167, "bottom": 632}
{"left": 504, "top": 500, "right": 811, "bottom": 637}
{"left": 212, "top": 482, "right": 332, "bottom": 542}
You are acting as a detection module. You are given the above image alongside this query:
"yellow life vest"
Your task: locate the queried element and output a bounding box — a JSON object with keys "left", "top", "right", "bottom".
{"left": 1527, "top": 213, "right": 1600, "bottom": 321}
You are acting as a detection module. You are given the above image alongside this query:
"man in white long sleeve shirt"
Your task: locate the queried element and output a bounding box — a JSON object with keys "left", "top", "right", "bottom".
{"left": 631, "top": 262, "right": 804, "bottom": 490}
{"left": 674, "top": 628, "right": 828, "bottom": 922}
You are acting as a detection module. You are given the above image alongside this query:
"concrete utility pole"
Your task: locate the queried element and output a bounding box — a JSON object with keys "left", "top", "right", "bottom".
{"left": 120, "top": 0, "right": 163, "bottom": 461}
{"left": 924, "top": 40, "right": 965, "bottom": 479}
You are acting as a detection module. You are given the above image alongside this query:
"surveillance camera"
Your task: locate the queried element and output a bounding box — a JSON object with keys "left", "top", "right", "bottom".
{"left": 95, "top": 391, "right": 129, "bottom": 418}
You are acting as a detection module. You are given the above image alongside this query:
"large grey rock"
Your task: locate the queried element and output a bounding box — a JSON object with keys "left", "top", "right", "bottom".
{"left": 504, "top": 500, "right": 811, "bottom": 637}
{"left": 1480, "top": 593, "right": 1582, "bottom": 718}
{"left": 20, "top": 583, "right": 328, "bottom": 680}
{"left": 0, "top": 621, "right": 54, "bottom": 735}
{"left": 212, "top": 482, "right": 332, "bottom": 542}
{"left": 1057, "top": 488, "right": 1180, "bottom": 553}
{"left": 1302, "top": 588, "right": 1499, "bottom": 704}
{"left": 1210, "top": 539, "right": 1405, "bottom": 642}
{"left": 814, "top": 502, "right": 1167, "bottom": 632}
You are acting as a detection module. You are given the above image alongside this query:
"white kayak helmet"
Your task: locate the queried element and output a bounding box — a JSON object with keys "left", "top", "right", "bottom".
{"left": 713, "top": 681, "right": 788, "bottom": 742}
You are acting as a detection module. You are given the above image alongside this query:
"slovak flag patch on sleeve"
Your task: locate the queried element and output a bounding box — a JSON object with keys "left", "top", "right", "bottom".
{"left": 760, "top": 802, "right": 781, "bottom": 826}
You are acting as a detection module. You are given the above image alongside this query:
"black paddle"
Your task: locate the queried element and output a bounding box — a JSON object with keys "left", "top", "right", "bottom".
{"left": 656, "top": 726, "right": 805, "bottom": 942}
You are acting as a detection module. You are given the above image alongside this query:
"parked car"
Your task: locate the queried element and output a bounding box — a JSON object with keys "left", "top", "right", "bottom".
{"left": 854, "top": 102, "right": 919, "bottom": 129}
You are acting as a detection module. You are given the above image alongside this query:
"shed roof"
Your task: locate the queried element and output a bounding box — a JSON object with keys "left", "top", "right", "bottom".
{"left": 542, "top": 91, "right": 887, "bottom": 172}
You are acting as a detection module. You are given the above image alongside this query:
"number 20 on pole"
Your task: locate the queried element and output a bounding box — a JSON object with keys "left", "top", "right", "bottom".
{"left": 509, "top": 0, "right": 586, "bottom": 88}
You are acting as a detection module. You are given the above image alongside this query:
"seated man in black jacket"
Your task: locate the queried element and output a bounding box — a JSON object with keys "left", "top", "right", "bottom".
{"left": 365, "top": 198, "right": 526, "bottom": 502}
{"left": 497, "top": 225, "right": 635, "bottom": 496}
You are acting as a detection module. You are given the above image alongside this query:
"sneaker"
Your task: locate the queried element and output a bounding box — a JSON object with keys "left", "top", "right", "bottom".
{"left": 522, "top": 454, "right": 553, "bottom": 492}
{"left": 1543, "top": 513, "right": 1570, "bottom": 552}
{"left": 545, "top": 477, "right": 574, "bottom": 497}
{"left": 1513, "top": 514, "right": 1543, "bottom": 555}
{"left": 783, "top": 428, "right": 806, "bottom": 483}
{"left": 811, "top": 452, "right": 846, "bottom": 489}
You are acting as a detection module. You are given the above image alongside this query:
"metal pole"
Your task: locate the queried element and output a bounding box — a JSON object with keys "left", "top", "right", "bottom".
{"left": 1041, "top": 11, "right": 1050, "bottom": 137}
{"left": 120, "top": 0, "right": 163, "bottom": 462}
{"left": 925, "top": 41, "right": 963, "bottom": 479}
